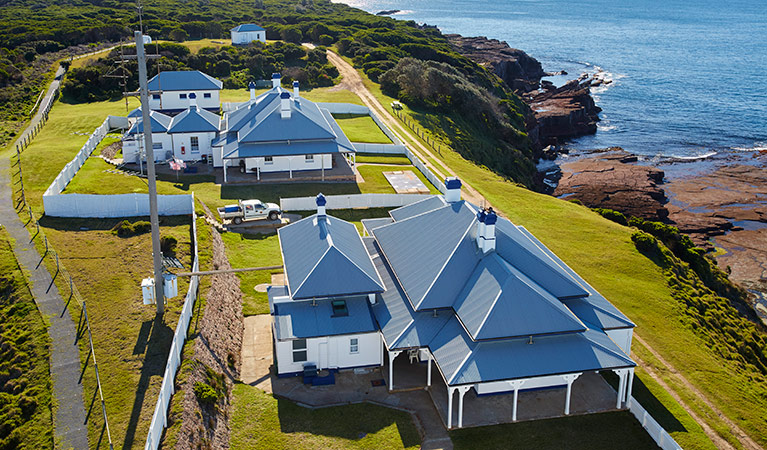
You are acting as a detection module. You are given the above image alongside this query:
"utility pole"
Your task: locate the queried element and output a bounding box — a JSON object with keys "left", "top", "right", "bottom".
{"left": 135, "top": 30, "right": 165, "bottom": 315}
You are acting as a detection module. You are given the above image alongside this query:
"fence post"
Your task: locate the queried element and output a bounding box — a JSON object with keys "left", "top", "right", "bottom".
{"left": 55, "top": 252, "right": 60, "bottom": 272}
{"left": 28, "top": 206, "right": 33, "bottom": 222}
{"left": 44, "top": 236, "right": 48, "bottom": 252}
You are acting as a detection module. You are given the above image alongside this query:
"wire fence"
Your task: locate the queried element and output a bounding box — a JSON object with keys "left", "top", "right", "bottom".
{"left": 11, "top": 83, "right": 115, "bottom": 449}
{"left": 391, "top": 108, "right": 446, "bottom": 156}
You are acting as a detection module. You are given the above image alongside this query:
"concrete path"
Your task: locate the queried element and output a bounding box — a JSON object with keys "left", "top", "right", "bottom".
{"left": 0, "top": 65, "right": 89, "bottom": 449}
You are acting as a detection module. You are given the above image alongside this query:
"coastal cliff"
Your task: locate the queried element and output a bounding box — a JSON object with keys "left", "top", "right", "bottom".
{"left": 446, "top": 34, "right": 601, "bottom": 145}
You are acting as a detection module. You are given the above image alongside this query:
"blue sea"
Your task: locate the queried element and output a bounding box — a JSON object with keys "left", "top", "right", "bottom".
{"left": 336, "top": 0, "right": 767, "bottom": 160}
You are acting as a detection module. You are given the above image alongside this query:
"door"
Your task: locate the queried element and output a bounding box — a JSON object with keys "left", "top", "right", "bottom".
{"left": 318, "top": 341, "right": 328, "bottom": 370}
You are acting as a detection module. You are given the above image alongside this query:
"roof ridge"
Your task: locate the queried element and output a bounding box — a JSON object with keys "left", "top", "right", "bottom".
{"left": 448, "top": 340, "right": 475, "bottom": 385}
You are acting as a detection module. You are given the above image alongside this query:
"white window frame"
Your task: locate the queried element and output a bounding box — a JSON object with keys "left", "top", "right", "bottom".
{"left": 292, "top": 339, "right": 307, "bottom": 363}
{"left": 152, "top": 142, "right": 163, "bottom": 150}
{"left": 190, "top": 136, "right": 200, "bottom": 153}
{"left": 179, "top": 93, "right": 187, "bottom": 99}
{"left": 305, "top": 154, "right": 314, "bottom": 162}
{"left": 350, "top": 338, "right": 359, "bottom": 354}
{"left": 264, "top": 156, "right": 274, "bottom": 165}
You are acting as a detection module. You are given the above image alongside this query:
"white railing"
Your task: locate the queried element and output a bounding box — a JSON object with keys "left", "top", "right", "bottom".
{"left": 145, "top": 196, "right": 199, "bottom": 450}
{"left": 42, "top": 117, "right": 195, "bottom": 218}
{"left": 628, "top": 397, "right": 682, "bottom": 450}
{"left": 280, "top": 193, "right": 435, "bottom": 212}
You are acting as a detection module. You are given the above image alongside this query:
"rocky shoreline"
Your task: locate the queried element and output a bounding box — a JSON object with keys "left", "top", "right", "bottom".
{"left": 553, "top": 148, "right": 767, "bottom": 322}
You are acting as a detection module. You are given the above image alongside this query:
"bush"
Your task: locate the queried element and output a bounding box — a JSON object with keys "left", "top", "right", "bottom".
{"left": 160, "top": 236, "right": 177, "bottom": 256}
{"left": 193, "top": 382, "right": 219, "bottom": 405}
{"left": 112, "top": 220, "right": 151, "bottom": 237}
{"left": 593, "top": 208, "right": 628, "bottom": 226}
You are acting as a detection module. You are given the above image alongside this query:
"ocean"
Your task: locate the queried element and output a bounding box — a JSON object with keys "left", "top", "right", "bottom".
{"left": 335, "top": 0, "right": 767, "bottom": 160}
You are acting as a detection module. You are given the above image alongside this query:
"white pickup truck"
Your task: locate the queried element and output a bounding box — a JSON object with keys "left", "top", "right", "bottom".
{"left": 217, "top": 199, "right": 281, "bottom": 224}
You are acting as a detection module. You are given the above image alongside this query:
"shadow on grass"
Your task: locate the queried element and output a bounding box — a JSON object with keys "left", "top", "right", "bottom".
{"left": 220, "top": 182, "right": 362, "bottom": 203}
{"left": 602, "top": 371, "right": 685, "bottom": 433}
{"left": 121, "top": 314, "right": 173, "bottom": 450}
{"left": 275, "top": 396, "right": 420, "bottom": 448}
{"left": 37, "top": 215, "right": 191, "bottom": 232}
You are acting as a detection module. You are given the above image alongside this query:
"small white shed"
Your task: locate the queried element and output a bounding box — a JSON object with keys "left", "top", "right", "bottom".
{"left": 231, "top": 24, "right": 266, "bottom": 45}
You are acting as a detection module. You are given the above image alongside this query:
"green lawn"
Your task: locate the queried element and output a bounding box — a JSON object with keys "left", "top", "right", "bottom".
{"left": 220, "top": 86, "right": 364, "bottom": 105}
{"left": 357, "top": 165, "right": 441, "bottom": 195}
{"left": 451, "top": 411, "right": 658, "bottom": 450}
{"left": 0, "top": 227, "right": 53, "bottom": 449}
{"left": 356, "top": 153, "right": 411, "bottom": 165}
{"left": 230, "top": 383, "right": 421, "bottom": 450}
{"left": 33, "top": 215, "right": 194, "bottom": 449}
{"left": 335, "top": 116, "right": 391, "bottom": 144}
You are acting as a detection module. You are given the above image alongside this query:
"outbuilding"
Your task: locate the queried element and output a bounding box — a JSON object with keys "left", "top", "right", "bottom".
{"left": 147, "top": 70, "right": 223, "bottom": 114}
{"left": 231, "top": 24, "right": 266, "bottom": 45}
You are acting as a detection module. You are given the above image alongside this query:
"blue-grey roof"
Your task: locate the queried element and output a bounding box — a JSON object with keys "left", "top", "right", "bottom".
{"left": 430, "top": 318, "right": 635, "bottom": 385}
{"left": 218, "top": 88, "right": 356, "bottom": 158}
{"left": 361, "top": 218, "right": 394, "bottom": 235}
{"left": 278, "top": 215, "right": 385, "bottom": 300}
{"left": 453, "top": 253, "right": 586, "bottom": 340}
{"left": 231, "top": 24, "right": 265, "bottom": 32}
{"left": 128, "top": 107, "right": 142, "bottom": 118}
{"left": 126, "top": 111, "right": 172, "bottom": 134}
{"left": 372, "top": 201, "right": 480, "bottom": 311}
{"left": 147, "top": 70, "right": 223, "bottom": 92}
{"left": 168, "top": 106, "right": 220, "bottom": 133}
{"left": 495, "top": 220, "right": 589, "bottom": 300}
{"left": 273, "top": 296, "right": 377, "bottom": 340}
{"left": 389, "top": 196, "right": 446, "bottom": 221}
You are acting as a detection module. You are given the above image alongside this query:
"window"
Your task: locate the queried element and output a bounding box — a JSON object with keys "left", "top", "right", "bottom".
{"left": 152, "top": 94, "right": 160, "bottom": 100}
{"left": 264, "top": 156, "right": 273, "bottom": 164}
{"left": 179, "top": 93, "right": 187, "bottom": 99}
{"left": 331, "top": 300, "right": 348, "bottom": 317}
{"left": 190, "top": 136, "right": 200, "bottom": 153}
{"left": 203, "top": 93, "right": 212, "bottom": 99}
{"left": 152, "top": 143, "right": 163, "bottom": 150}
{"left": 350, "top": 338, "right": 359, "bottom": 354}
{"left": 305, "top": 154, "right": 314, "bottom": 162}
{"left": 292, "top": 339, "right": 307, "bottom": 363}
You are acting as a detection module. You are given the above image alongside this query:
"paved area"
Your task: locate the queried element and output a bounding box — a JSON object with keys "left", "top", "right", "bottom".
{"left": 0, "top": 67, "right": 89, "bottom": 449}
{"left": 241, "top": 315, "right": 274, "bottom": 393}
{"left": 383, "top": 170, "right": 430, "bottom": 194}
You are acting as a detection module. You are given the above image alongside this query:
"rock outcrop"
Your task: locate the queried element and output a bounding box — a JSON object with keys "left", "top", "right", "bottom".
{"left": 527, "top": 79, "right": 602, "bottom": 144}
{"left": 446, "top": 34, "right": 544, "bottom": 92}
{"left": 553, "top": 150, "right": 669, "bottom": 221}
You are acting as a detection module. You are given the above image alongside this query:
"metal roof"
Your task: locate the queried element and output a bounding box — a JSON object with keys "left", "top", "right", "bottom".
{"left": 167, "top": 106, "right": 220, "bottom": 133}
{"left": 126, "top": 111, "right": 172, "bottom": 134}
{"left": 128, "top": 107, "right": 143, "bottom": 118}
{"left": 236, "top": 94, "right": 336, "bottom": 143}
{"left": 372, "top": 201, "right": 480, "bottom": 311}
{"left": 231, "top": 23, "right": 265, "bottom": 32}
{"left": 452, "top": 253, "right": 586, "bottom": 341}
{"left": 278, "top": 215, "right": 385, "bottom": 300}
{"left": 273, "top": 296, "right": 377, "bottom": 340}
{"left": 147, "top": 70, "right": 223, "bottom": 92}
{"left": 361, "top": 218, "right": 394, "bottom": 235}
{"left": 389, "top": 196, "right": 447, "bottom": 221}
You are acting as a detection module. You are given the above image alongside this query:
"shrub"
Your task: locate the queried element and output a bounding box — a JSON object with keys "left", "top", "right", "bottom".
{"left": 193, "top": 382, "right": 218, "bottom": 405}
{"left": 112, "top": 220, "right": 151, "bottom": 237}
{"left": 160, "top": 236, "right": 177, "bottom": 256}
{"left": 593, "top": 208, "right": 628, "bottom": 226}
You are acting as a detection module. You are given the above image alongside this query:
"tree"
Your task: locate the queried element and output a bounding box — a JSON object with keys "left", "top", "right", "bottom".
{"left": 169, "top": 29, "right": 188, "bottom": 42}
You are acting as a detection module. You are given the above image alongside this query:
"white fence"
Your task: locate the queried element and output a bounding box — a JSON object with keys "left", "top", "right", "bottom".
{"left": 280, "top": 193, "right": 435, "bottom": 212}
{"left": 316, "top": 102, "right": 370, "bottom": 115}
{"left": 628, "top": 397, "right": 682, "bottom": 450}
{"left": 42, "top": 116, "right": 196, "bottom": 218}
{"left": 352, "top": 142, "right": 407, "bottom": 154}
{"left": 145, "top": 197, "right": 199, "bottom": 450}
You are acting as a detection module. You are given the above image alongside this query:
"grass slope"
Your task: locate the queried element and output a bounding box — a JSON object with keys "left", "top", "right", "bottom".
{"left": 0, "top": 227, "right": 53, "bottom": 449}
{"left": 230, "top": 383, "right": 420, "bottom": 450}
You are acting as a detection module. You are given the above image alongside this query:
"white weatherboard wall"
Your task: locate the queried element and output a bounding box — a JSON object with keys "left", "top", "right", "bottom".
{"left": 122, "top": 132, "right": 174, "bottom": 163}
{"left": 231, "top": 30, "right": 266, "bottom": 44}
{"left": 606, "top": 328, "right": 633, "bottom": 356}
{"left": 149, "top": 91, "right": 220, "bottom": 112}
{"left": 171, "top": 132, "right": 216, "bottom": 161}
{"left": 475, "top": 374, "right": 569, "bottom": 395}
{"left": 145, "top": 200, "right": 199, "bottom": 450}
{"left": 244, "top": 154, "right": 332, "bottom": 173}
{"left": 280, "top": 193, "right": 434, "bottom": 212}
{"left": 275, "top": 332, "right": 382, "bottom": 375}
{"left": 42, "top": 118, "right": 195, "bottom": 218}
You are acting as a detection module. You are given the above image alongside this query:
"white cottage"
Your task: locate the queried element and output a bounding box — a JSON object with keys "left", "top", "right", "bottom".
{"left": 166, "top": 95, "right": 220, "bottom": 162}
{"left": 147, "top": 70, "right": 222, "bottom": 113}
{"left": 122, "top": 110, "right": 174, "bottom": 162}
{"left": 231, "top": 24, "right": 266, "bottom": 45}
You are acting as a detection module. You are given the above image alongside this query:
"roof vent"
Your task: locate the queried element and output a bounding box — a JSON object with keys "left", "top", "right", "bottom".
{"left": 280, "top": 91, "right": 291, "bottom": 119}
{"left": 444, "top": 177, "right": 462, "bottom": 202}
{"left": 248, "top": 81, "right": 256, "bottom": 101}
{"left": 316, "top": 192, "right": 327, "bottom": 217}
{"left": 272, "top": 72, "right": 281, "bottom": 89}
{"left": 293, "top": 80, "right": 300, "bottom": 100}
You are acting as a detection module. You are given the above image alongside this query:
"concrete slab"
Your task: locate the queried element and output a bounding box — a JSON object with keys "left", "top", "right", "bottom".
{"left": 240, "top": 315, "right": 274, "bottom": 393}
{"left": 383, "top": 170, "right": 430, "bottom": 194}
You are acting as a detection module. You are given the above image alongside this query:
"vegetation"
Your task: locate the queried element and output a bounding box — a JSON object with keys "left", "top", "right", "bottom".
{"left": 62, "top": 42, "right": 339, "bottom": 102}
{"left": 0, "top": 227, "right": 53, "bottom": 450}
{"left": 112, "top": 219, "right": 151, "bottom": 237}
{"left": 355, "top": 153, "right": 411, "bottom": 165}
{"left": 335, "top": 116, "right": 391, "bottom": 144}
{"left": 230, "top": 382, "right": 420, "bottom": 450}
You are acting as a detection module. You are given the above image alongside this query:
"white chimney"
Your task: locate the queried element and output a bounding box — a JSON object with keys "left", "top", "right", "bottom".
{"left": 481, "top": 208, "right": 497, "bottom": 253}
{"left": 316, "top": 193, "right": 326, "bottom": 217}
{"left": 280, "top": 92, "right": 291, "bottom": 119}
{"left": 293, "top": 80, "right": 300, "bottom": 100}
{"left": 188, "top": 92, "right": 197, "bottom": 107}
{"left": 476, "top": 209, "right": 486, "bottom": 248}
{"left": 444, "top": 177, "right": 462, "bottom": 203}
{"left": 248, "top": 81, "right": 256, "bottom": 101}
{"left": 271, "top": 72, "right": 281, "bottom": 89}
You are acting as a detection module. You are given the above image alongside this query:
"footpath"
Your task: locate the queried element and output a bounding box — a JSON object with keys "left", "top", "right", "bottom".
{"left": 0, "top": 66, "right": 89, "bottom": 449}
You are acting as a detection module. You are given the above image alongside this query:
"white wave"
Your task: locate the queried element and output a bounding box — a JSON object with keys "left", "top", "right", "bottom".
{"left": 732, "top": 142, "right": 767, "bottom": 152}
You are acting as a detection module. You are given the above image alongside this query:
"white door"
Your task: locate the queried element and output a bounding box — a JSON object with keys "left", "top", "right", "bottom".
{"left": 318, "top": 342, "right": 328, "bottom": 370}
